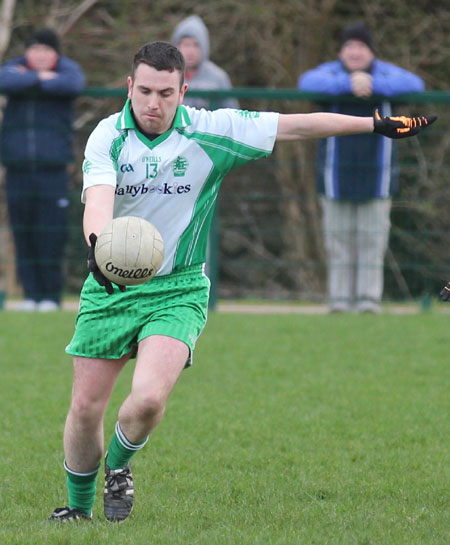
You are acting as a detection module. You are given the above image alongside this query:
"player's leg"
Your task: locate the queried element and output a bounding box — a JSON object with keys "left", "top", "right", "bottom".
{"left": 100, "top": 264, "right": 209, "bottom": 521}
{"left": 65, "top": 354, "right": 131, "bottom": 471}
{"left": 50, "top": 353, "right": 130, "bottom": 521}
{"left": 119, "top": 334, "right": 188, "bottom": 440}
{"left": 103, "top": 335, "right": 188, "bottom": 522}
{"left": 355, "top": 199, "right": 391, "bottom": 313}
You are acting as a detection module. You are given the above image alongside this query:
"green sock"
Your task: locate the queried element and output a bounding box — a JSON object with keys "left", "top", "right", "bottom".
{"left": 105, "top": 421, "right": 149, "bottom": 470}
{"left": 64, "top": 461, "right": 100, "bottom": 516}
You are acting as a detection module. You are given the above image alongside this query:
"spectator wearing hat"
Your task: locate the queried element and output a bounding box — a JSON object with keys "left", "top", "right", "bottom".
{"left": 0, "top": 28, "right": 85, "bottom": 311}
{"left": 298, "top": 22, "right": 425, "bottom": 313}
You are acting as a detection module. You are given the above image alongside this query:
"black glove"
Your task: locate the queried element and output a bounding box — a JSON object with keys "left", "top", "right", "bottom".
{"left": 87, "top": 233, "right": 126, "bottom": 295}
{"left": 440, "top": 282, "right": 450, "bottom": 302}
{"left": 373, "top": 109, "right": 437, "bottom": 139}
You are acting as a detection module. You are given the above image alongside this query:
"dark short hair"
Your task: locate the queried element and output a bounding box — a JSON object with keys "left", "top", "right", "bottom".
{"left": 131, "top": 41, "right": 185, "bottom": 86}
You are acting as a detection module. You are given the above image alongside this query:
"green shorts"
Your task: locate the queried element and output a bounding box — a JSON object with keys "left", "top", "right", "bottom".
{"left": 66, "top": 264, "right": 210, "bottom": 366}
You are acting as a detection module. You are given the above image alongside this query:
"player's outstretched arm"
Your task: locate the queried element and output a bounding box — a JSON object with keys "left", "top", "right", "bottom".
{"left": 276, "top": 110, "right": 437, "bottom": 142}
{"left": 276, "top": 112, "right": 373, "bottom": 141}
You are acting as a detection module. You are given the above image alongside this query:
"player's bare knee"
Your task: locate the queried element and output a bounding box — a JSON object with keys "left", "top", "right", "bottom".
{"left": 132, "top": 390, "right": 167, "bottom": 422}
{"left": 70, "top": 393, "right": 105, "bottom": 424}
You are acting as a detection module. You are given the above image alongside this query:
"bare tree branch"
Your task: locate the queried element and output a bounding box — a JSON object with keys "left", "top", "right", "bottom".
{"left": 0, "top": 0, "right": 16, "bottom": 62}
{"left": 58, "top": 0, "right": 99, "bottom": 36}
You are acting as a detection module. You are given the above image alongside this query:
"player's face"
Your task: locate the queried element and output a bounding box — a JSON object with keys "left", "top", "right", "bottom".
{"left": 339, "top": 40, "right": 374, "bottom": 72}
{"left": 128, "top": 63, "right": 188, "bottom": 134}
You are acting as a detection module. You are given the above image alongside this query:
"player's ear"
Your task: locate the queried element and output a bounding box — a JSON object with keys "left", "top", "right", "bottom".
{"left": 127, "top": 76, "right": 133, "bottom": 99}
{"left": 179, "top": 82, "right": 188, "bottom": 104}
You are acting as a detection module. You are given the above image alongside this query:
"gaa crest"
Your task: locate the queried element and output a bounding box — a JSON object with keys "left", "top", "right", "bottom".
{"left": 172, "top": 156, "right": 189, "bottom": 177}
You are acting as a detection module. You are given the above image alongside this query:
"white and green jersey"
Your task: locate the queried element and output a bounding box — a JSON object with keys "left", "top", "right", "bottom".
{"left": 82, "top": 100, "right": 279, "bottom": 276}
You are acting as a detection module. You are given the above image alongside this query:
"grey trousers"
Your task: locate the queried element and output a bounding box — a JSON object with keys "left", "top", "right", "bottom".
{"left": 321, "top": 197, "right": 392, "bottom": 310}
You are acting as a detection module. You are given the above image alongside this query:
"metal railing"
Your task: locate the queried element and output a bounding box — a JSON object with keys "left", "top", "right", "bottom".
{"left": 1, "top": 88, "right": 448, "bottom": 309}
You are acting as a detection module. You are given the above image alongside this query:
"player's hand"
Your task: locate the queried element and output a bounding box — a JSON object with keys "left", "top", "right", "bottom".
{"left": 87, "top": 233, "right": 126, "bottom": 295}
{"left": 439, "top": 281, "right": 450, "bottom": 302}
{"left": 373, "top": 109, "right": 437, "bottom": 139}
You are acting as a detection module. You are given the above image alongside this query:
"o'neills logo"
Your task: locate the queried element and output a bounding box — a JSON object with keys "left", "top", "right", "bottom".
{"left": 105, "top": 261, "right": 153, "bottom": 279}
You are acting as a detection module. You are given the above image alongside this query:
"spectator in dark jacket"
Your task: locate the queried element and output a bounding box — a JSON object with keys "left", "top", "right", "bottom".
{"left": 0, "top": 28, "right": 85, "bottom": 311}
{"left": 298, "top": 22, "right": 424, "bottom": 313}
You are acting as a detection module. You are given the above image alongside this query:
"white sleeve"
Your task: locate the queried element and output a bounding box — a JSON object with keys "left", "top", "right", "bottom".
{"left": 184, "top": 107, "right": 279, "bottom": 174}
{"left": 81, "top": 118, "right": 119, "bottom": 203}
{"left": 216, "top": 109, "right": 279, "bottom": 151}
{"left": 193, "top": 107, "right": 279, "bottom": 151}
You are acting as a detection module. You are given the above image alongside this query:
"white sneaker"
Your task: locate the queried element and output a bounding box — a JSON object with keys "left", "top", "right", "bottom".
{"left": 38, "top": 300, "right": 60, "bottom": 312}
{"left": 357, "top": 301, "right": 381, "bottom": 314}
{"left": 328, "top": 302, "right": 352, "bottom": 313}
{"left": 15, "top": 299, "right": 38, "bottom": 311}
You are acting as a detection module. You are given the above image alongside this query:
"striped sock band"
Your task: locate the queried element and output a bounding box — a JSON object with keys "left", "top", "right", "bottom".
{"left": 64, "top": 460, "right": 100, "bottom": 516}
{"left": 105, "top": 421, "right": 149, "bottom": 470}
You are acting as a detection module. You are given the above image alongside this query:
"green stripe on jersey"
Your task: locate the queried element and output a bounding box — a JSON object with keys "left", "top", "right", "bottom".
{"left": 180, "top": 129, "right": 272, "bottom": 173}
{"left": 109, "top": 131, "right": 129, "bottom": 171}
{"left": 171, "top": 128, "right": 272, "bottom": 270}
{"left": 174, "top": 165, "right": 222, "bottom": 270}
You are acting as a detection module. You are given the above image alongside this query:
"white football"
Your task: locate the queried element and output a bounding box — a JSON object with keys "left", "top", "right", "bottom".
{"left": 95, "top": 216, "right": 164, "bottom": 286}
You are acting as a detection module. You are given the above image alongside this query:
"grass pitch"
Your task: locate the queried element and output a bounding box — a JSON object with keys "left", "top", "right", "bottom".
{"left": 0, "top": 309, "right": 448, "bottom": 544}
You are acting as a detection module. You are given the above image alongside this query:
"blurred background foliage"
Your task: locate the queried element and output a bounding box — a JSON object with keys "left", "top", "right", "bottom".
{"left": 1, "top": 0, "right": 450, "bottom": 301}
{"left": 6, "top": 0, "right": 448, "bottom": 88}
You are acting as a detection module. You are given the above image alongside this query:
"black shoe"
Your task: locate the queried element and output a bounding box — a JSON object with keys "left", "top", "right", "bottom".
{"left": 49, "top": 506, "right": 92, "bottom": 522}
{"left": 104, "top": 462, "right": 134, "bottom": 522}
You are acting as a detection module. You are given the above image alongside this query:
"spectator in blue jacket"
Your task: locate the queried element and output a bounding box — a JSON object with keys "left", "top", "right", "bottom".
{"left": 298, "top": 22, "right": 424, "bottom": 313}
{"left": 0, "top": 28, "right": 85, "bottom": 311}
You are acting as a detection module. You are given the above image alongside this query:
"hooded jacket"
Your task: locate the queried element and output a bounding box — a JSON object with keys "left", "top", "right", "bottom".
{"left": 0, "top": 54, "right": 85, "bottom": 169}
{"left": 172, "top": 15, "right": 238, "bottom": 110}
